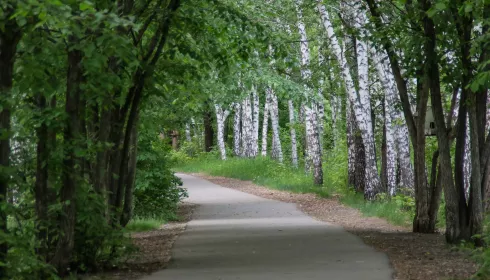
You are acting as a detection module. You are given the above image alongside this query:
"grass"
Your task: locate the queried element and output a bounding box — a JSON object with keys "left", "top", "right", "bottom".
{"left": 174, "top": 150, "right": 415, "bottom": 227}
{"left": 125, "top": 217, "right": 165, "bottom": 232}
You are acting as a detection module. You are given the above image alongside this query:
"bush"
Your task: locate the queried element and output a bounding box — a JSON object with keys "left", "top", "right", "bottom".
{"left": 470, "top": 218, "right": 490, "bottom": 279}
{"left": 135, "top": 131, "right": 187, "bottom": 220}
{"left": 73, "top": 188, "right": 131, "bottom": 273}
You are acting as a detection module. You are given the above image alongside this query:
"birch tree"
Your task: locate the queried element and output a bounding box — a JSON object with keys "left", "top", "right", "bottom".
{"left": 252, "top": 86, "right": 260, "bottom": 157}
{"left": 268, "top": 88, "right": 283, "bottom": 162}
{"left": 318, "top": 1, "right": 381, "bottom": 198}
{"left": 261, "top": 98, "right": 269, "bottom": 156}
{"left": 215, "top": 104, "right": 230, "bottom": 160}
{"left": 296, "top": 0, "right": 323, "bottom": 184}
{"left": 233, "top": 103, "right": 242, "bottom": 156}
{"left": 288, "top": 100, "right": 299, "bottom": 167}
{"left": 241, "top": 95, "right": 254, "bottom": 157}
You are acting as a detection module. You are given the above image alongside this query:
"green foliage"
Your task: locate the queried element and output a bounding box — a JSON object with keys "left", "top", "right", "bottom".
{"left": 73, "top": 188, "right": 130, "bottom": 273}
{"left": 134, "top": 126, "right": 187, "bottom": 220}
{"left": 461, "top": 217, "right": 490, "bottom": 279}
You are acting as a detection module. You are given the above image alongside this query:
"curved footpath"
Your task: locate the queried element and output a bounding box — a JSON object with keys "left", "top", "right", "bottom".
{"left": 142, "top": 174, "right": 393, "bottom": 280}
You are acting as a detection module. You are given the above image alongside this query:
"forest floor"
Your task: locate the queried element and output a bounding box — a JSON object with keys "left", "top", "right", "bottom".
{"left": 192, "top": 173, "right": 479, "bottom": 280}
{"left": 87, "top": 203, "right": 195, "bottom": 280}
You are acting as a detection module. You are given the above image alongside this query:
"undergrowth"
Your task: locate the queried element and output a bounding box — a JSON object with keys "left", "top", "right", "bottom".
{"left": 125, "top": 218, "right": 165, "bottom": 233}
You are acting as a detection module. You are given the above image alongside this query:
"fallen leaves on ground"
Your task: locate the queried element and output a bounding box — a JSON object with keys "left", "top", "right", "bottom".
{"left": 87, "top": 202, "right": 195, "bottom": 280}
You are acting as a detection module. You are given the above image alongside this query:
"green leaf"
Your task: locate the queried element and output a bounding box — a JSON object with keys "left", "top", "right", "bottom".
{"left": 435, "top": 2, "right": 446, "bottom": 11}
{"left": 80, "top": 2, "right": 92, "bottom": 11}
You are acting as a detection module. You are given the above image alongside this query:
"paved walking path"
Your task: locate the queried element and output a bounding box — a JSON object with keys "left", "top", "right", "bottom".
{"left": 142, "top": 174, "right": 393, "bottom": 280}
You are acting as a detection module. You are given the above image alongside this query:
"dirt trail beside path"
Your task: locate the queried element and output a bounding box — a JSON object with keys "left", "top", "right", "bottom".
{"left": 194, "top": 173, "right": 478, "bottom": 280}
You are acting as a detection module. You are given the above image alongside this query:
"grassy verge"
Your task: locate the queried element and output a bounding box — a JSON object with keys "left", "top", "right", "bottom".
{"left": 125, "top": 217, "right": 165, "bottom": 232}
{"left": 174, "top": 153, "right": 415, "bottom": 227}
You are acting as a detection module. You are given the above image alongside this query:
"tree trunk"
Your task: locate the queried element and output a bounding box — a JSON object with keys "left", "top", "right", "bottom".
{"left": 354, "top": 115, "right": 366, "bottom": 193}
{"left": 241, "top": 95, "right": 254, "bottom": 157}
{"left": 51, "top": 48, "right": 83, "bottom": 275}
{"left": 305, "top": 105, "right": 323, "bottom": 184}
{"left": 252, "top": 87, "right": 260, "bottom": 157}
{"left": 372, "top": 50, "right": 403, "bottom": 194}
{"left": 0, "top": 21, "right": 21, "bottom": 276}
{"left": 215, "top": 104, "right": 230, "bottom": 160}
{"left": 288, "top": 100, "right": 298, "bottom": 168}
{"left": 204, "top": 107, "right": 214, "bottom": 152}
{"left": 318, "top": 3, "right": 381, "bottom": 198}
{"left": 233, "top": 103, "right": 241, "bottom": 156}
{"left": 34, "top": 92, "right": 52, "bottom": 259}
{"left": 421, "top": 2, "right": 460, "bottom": 241}
{"left": 268, "top": 90, "right": 283, "bottom": 162}
{"left": 381, "top": 116, "right": 388, "bottom": 193}
{"left": 120, "top": 113, "right": 139, "bottom": 227}
{"left": 171, "top": 130, "right": 179, "bottom": 150}
{"left": 296, "top": 0, "right": 324, "bottom": 184}
{"left": 347, "top": 102, "right": 356, "bottom": 188}
{"left": 364, "top": 0, "right": 432, "bottom": 232}
{"left": 261, "top": 98, "right": 269, "bottom": 157}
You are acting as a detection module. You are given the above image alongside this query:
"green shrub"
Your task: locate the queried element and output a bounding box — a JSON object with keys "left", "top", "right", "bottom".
{"left": 135, "top": 131, "right": 187, "bottom": 220}
{"left": 469, "top": 218, "right": 490, "bottom": 279}
{"left": 73, "top": 187, "right": 131, "bottom": 273}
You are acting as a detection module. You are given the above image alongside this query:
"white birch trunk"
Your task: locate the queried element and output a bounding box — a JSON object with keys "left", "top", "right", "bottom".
{"left": 384, "top": 95, "right": 397, "bottom": 195}
{"left": 241, "top": 95, "right": 254, "bottom": 157}
{"left": 318, "top": 2, "right": 380, "bottom": 197}
{"left": 252, "top": 86, "right": 260, "bottom": 157}
{"left": 296, "top": 0, "right": 322, "bottom": 184}
{"left": 372, "top": 48, "right": 414, "bottom": 190}
{"left": 347, "top": 100, "right": 356, "bottom": 186}
{"left": 317, "top": 49, "right": 326, "bottom": 152}
{"left": 372, "top": 50, "right": 399, "bottom": 195}
{"left": 261, "top": 96, "right": 269, "bottom": 156}
{"left": 215, "top": 104, "right": 230, "bottom": 160}
{"left": 233, "top": 103, "right": 241, "bottom": 156}
{"left": 185, "top": 123, "right": 192, "bottom": 142}
{"left": 288, "top": 100, "right": 299, "bottom": 168}
{"left": 268, "top": 88, "right": 283, "bottom": 163}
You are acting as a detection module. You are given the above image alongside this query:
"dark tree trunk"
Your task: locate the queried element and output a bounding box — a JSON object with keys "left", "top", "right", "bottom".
{"left": 204, "top": 108, "right": 214, "bottom": 152}
{"left": 115, "top": 83, "right": 144, "bottom": 216}
{"left": 412, "top": 70, "right": 431, "bottom": 233}
{"left": 0, "top": 20, "right": 21, "bottom": 277}
{"left": 93, "top": 97, "right": 112, "bottom": 194}
{"left": 35, "top": 93, "right": 51, "bottom": 259}
{"left": 51, "top": 48, "right": 83, "bottom": 275}
{"left": 121, "top": 113, "right": 139, "bottom": 227}
{"left": 420, "top": 0, "right": 460, "bottom": 242}
{"left": 172, "top": 130, "right": 179, "bottom": 150}
{"left": 428, "top": 150, "right": 442, "bottom": 229}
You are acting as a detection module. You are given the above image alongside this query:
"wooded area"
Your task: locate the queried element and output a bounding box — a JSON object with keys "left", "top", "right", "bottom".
{"left": 0, "top": 0, "right": 490, "bottom": 278}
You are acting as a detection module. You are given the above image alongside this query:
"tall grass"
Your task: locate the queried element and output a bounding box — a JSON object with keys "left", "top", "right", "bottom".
{"left": 125, "top": 217, "right": 165, "bottom": 233}
{"left": 174, "top": 144, "right": 415, "bottom": 227}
